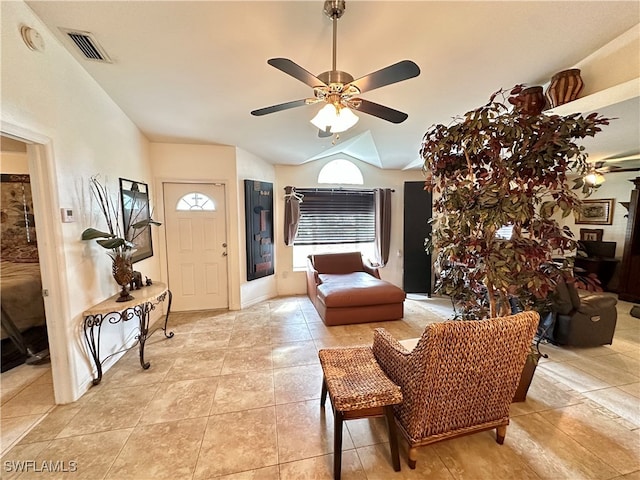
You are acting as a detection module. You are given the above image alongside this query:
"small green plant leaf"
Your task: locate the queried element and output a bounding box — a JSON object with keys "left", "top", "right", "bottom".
{"left": 131, "top": 219, "right": 162, "bottom": 229}
{"left": 81, "top": 228, "right": 115, "bottom": 240}
{"left": 96, "top": 238, "right": 126, "bottom": 249}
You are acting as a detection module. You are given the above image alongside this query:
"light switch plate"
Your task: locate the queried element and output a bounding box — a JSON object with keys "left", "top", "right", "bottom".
{"left": 60, "top": 207, "right": 75, "bottom": 223}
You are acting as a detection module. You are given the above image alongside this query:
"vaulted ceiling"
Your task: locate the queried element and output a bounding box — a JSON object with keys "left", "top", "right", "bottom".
{"left": 25, "top": 1, "right": 640, "bottom": 170}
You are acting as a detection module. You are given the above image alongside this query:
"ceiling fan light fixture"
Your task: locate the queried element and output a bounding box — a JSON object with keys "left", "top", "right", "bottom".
{"left": 585, "top": 170, "right": 606, "bottom": 186}
{"left": 310, "top": 103, "right": 359, "bottom": 133}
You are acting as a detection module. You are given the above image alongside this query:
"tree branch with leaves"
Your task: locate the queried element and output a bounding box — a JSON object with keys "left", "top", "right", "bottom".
{"left": 422, "top": 85, "right": 610, "bottom": 319}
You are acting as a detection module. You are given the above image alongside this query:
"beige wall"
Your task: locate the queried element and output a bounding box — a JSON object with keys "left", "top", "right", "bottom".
{"left": 0, "top": 151, "right": 29, "bottom": 174}
{"left": 149, "top": 143, "right": 426, "bottom": 303}
{"left": 1, "top": 1, "right": 158, "bottom": 402}
{"left": 236, "top": 147, "right": 278, "bottom": 307}
{"left": 149, "top": 143, "right": 278, "bottom": 309}
{"left": 149, "top": 142, "right": 243, "bottom": 310}
{"left": 151, "top": 146, "right": 430, "bottom": 300}
{"left": 275, "top": 157, "right": 426, "bottom": 296}
{"left": 578, "top": 23, "right": 640, "bottom": 96}
{"left": 561, "top": 172, "right": 637, "bottom": 258}
{"left": 560, "top": 23, "right": 639, "bottom": 259}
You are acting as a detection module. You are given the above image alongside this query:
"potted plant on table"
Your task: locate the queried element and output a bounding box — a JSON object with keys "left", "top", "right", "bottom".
{"left": 81, "top": 175, "right": 161, "bottom": 302}
{"left": 421, "top": 85, "right": 609, "bottom": 399}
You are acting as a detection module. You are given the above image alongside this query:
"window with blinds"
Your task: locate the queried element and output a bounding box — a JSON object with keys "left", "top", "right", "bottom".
{"left": 295, "top": 188, "right": 375, "bottom": 245}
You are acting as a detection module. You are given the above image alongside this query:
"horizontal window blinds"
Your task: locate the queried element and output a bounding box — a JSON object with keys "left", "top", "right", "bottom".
{"left": 295, "top": 188, "right": 375, "bottom": 245}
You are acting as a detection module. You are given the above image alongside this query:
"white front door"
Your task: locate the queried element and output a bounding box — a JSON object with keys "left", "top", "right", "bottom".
{"left": 163, "top": 183, "right": 228, "bottom": 311}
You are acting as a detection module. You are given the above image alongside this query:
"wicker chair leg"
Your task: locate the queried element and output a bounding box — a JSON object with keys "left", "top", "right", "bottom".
{"left": 334, "top": 410, "right": 344, "bottom": 480}
{"left": 321, "top": 377, "right": 328, "bottom": 406}
{"left": 408, "top": 447, "right": 418, "bottom": 469}
{"left": 496, "top": 425, "right": 507, "bottom": 445}
{"left": 384, "top": 406, "right": 401, "bottom": 472}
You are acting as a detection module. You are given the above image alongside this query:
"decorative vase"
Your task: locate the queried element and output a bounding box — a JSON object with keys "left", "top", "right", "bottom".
{"left": 108, "top": 250, "right": 135, "bottom": 302}
{"left": 545, "top": 69, "right": 584, "bottom": 108}
{"left": 510, "top": 86, "right": 546, "bottom": 116}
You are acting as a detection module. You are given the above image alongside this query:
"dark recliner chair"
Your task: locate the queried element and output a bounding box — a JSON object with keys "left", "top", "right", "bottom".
{"left": 549, "top": 279, "right": 617, "bottom": 346}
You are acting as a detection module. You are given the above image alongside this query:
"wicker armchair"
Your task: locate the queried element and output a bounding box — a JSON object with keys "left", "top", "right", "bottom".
{"left": 372, "top": 311, "right": 539, "bottom": 469}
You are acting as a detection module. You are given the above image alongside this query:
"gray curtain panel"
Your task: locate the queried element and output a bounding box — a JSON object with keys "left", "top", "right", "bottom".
{"left": 374, "top": 188, "right": 392, "bottom": 266}
{"left": 283, "top": 186, "right": 302, "bottom": 246}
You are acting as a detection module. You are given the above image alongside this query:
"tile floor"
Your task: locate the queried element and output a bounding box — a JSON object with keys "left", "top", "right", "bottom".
{"left": 1, "top": 295, "right": 639, "bottom": 479}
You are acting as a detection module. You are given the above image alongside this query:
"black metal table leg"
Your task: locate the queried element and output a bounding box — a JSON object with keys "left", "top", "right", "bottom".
{"left": 162, "top": 289, "right": 174, "bottom": 338}
{"left": 137, "top": 303, "right": 151, "bottom": 370}
{"left": 83, "top": 315, "right": 104, "bottom": 385}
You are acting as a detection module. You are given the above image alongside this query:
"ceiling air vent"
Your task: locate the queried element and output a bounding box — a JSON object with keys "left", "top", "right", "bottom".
{"left": 59, "top": 28, "right": 112, "bottom": 63}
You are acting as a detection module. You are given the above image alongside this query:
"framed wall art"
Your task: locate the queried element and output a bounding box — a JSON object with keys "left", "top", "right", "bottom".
{"left": 579, "top": 228, "right": 604, "bottom": 241}
{"left": 575, "top": 198, "right": 614, "bottom": 225}
{"left": 244, "top": 179, "right": 274, "bottom": 280}
{"left": 119, "top": 178, "right": 153, "bottom": 263}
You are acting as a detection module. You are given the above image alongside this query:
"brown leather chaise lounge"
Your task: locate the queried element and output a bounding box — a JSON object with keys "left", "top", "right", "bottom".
{"left": 306, "top": 252, "right": 406, "bottom": 326}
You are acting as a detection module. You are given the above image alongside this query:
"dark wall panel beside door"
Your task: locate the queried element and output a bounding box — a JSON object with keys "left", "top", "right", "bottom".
{"left": 244, "top": 179, "right": 274, "bottom": 281}
{"left": 403, "top": 181, "right": 432, "bottom": 295}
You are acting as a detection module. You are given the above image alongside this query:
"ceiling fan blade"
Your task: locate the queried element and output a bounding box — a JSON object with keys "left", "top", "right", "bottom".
{"left": 602, "top": 153, "right": 640, "bottom": 162}
{"left": 346, "top": 60, "right": 420, "bottom": 94}
{"left": 353, "top": 99, "right": 408, "bottom": 124}
{"left": 251, "top": 99, "right": 308, "bottom": 116}
{"left": 268, "top": 58, "right": 328, "bottom": 88}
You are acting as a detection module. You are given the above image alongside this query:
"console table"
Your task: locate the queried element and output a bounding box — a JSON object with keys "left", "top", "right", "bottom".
{"left": 83, "top": 282, "right": 173, "bottom": 385}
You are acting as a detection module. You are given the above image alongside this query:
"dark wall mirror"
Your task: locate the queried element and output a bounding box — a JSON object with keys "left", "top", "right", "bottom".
{"left": 119, "top": 178, "right": 153, "bottom": 263}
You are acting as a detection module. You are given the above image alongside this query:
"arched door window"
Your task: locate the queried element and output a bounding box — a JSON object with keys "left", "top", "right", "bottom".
{"left": 176, "top": 192, "right": 216, "bottom": 211}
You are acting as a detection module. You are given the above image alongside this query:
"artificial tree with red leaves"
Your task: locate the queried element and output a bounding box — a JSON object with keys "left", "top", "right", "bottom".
{"left": 422, "top": 86, "right": 609, "bottom": 320}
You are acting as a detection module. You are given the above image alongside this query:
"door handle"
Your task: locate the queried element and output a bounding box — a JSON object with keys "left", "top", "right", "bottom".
{"left": 222, "top": 243, "right": 227, "bottom": 247}
{"left": 222, "top": 252, "right": 228, "bottom": 257}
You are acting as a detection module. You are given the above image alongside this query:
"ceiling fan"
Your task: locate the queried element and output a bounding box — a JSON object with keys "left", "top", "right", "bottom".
{"left": 583, "top": 156, "right": 640, "bottom": 187}
{"left": 250, "top": 0, "right": 420, "bottom": 136}
{"left": 592, "top": 154, "right": 640, "bottom": 174}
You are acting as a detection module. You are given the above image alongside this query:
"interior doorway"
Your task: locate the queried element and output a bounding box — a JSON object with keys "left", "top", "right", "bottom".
{"left": 0, "top": 135, "right": 50, "bottom": 371}
{"left": 163, "top": 182, "right": 229, "bottom": 311}
{"left": 1, "top": 123, "right": 75, "bottom": 405}
{"left": 403, "top": 181, "right": 432, "bottom": 295}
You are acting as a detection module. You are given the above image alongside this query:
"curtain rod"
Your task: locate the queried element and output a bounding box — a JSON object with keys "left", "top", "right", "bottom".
{"left": 291, "top": 187, "right": 395, "bottom": 193}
